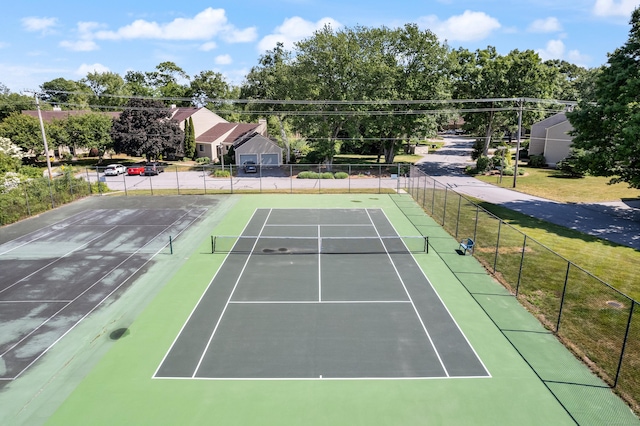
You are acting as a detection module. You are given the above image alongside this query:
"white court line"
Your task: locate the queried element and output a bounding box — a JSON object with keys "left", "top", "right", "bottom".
{"left": 0, "top": 210, "right": 98, "bottom": 256}
{"left": 153, "top": 209, "right": 257, "bottom": 379}
{"left": 365, "top": 208, "right": 450, "bottom": 378}
{"left": 379, "top": 209, "right": 491, "bottom": 377}
{"left": 228, "top": 300, "right": 412, "bottom": 304}
{"left": 0, "top": 226, "right": 118, "bottom": 296}
{"left": 0, "top": 300, "right": 72, "bottom": 303}
{"left": 5, "top": 208, "right": 203, "bottom": 381}
{"left": 191, "top": 209, "right": 273, "bottom": 378}
{"left": 317, "top": 225, "right": 321, "bottom": 302}
{"left": 156, "top": 375, "right": 490, "bottom": 381}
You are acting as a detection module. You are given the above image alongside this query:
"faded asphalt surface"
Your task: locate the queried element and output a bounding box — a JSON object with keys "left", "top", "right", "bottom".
{"left": 415, "top": 136, "right": 640, "bottom": 250}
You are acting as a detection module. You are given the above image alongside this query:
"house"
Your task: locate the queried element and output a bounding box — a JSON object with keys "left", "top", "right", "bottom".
{"left": 529, "top": 113, "right": 574, "bottom": 167}
{"left": 23, "top": 105, "right": 275, "bottom": 163}
{"left": 194, "top": 119, "right": 268, "bottom": 163}
{"left": 234, "top": 133, "right": 283, "bottom": 167}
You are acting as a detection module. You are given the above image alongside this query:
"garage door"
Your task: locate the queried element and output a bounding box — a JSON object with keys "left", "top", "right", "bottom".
{"left": 239, "top": 154, "right": 258, "bottom": 165}
{"left": 261, "top": 154, "right": 279, "bottom": 165}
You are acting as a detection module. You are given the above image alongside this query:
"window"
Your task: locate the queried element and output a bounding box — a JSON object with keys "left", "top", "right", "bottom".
{"left": 199, "top": 144, "right": 204, "bottom": 152}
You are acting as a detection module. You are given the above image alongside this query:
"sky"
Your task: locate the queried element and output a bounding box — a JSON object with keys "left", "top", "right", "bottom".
{"left": 1, "top": 0, "right": 640, "bottom": 93}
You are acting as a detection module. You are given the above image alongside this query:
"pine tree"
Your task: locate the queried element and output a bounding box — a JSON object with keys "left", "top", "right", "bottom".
{"left": 184, "top": 116, "right": 196, "bottom": 160}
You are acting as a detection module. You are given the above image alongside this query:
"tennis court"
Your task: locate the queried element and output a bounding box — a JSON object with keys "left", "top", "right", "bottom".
{"left": 0, "top": 206, "right": 207, "bottom": 386}
{"left": 156, "top": 208, "right": 489, "bottom": 380}
{"left": 2, "top": 194, "right": 636, "bottom": 425}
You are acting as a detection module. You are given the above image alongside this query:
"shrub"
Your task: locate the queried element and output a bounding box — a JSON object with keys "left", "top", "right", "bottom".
{"left": 528, "top": 155, "right": 546, "bottom": 168}
{"left": 334, "top": 172, "right": 348, "bottom": 179}
{"left": 471, "top": 139, "right": 485, "bottom": 160}
{"left": 195, "top": 157, "right": 210, "bottom": 164}
{"left": 476, "top": 156, "right": 490, "bottom": 173}
{"left": 556, "top": 150, "right": 587, "bottom": 178}
{"left": 212, "top": 169, "right": 230, "bottom": 178}
{"left": 321, "top": 172, "right": 334, "bottom": 179}
{"left": 297, "top": 171, "right": 319, "bottom": 179}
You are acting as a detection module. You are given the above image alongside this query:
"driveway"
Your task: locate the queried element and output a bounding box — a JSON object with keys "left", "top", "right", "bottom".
{"left": 416, "top": 136, "right": 640, "bottom": 250}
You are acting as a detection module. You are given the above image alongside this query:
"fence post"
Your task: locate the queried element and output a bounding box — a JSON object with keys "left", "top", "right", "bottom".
{"left": 86, "top": 167, "right": 92, "bottom": 194}
{"left": 175, "top": 165, "right": 180, "bottom": 195}
{"left": 556, "top": 262, "right": 572, "bottom": 332}
{"left": 348, "top": 164, "right": 352, "bottom": 194}
{"left": 68, "top": 171, "right": 73, "bottom": 198}
{"left": 230, "top": 164, "right": 234, "bottom": 194}
{"left": 516, "top": 235, "right": 527, "bottom": 297}
{"left": 149, "top": 173, "right": 153, "bottom": 196}
{"left": 203, "top": 165, "right": 207, "bottom": 194}
{"left": 96, "top": 167, "right": 102, "bottom": 195}
{"left": 378, "top": 163, "right": 382, "bottom": 194}
{"left": 431, "top": 180, "right": 436, "bottom": 214}
{"left": 24, "top": 183, "right": 31, "bottom": 216}
{"left": 290, "top": 164, "right": 293, "bottom": 194}
{"left": 122, "top": 171, "right": 128, "bottom": 196}
{"left": 442, "top": 187, "right": 449, "bottom": 226}
{"left": 397, "top": 163, "right": 400, "bottom": 193}
{"left": 455, "top": 195, "right": 461, "bottom": 239}
{"left": 473, "top": 205, "right": 479, "bottom": 243}
{"left": 493, "top": 220, "right": 504, "bottom": 273}
{"left": 47, "top": 176, "right": 55, "bottom": 208}
{"left": 614, "top": 301, "right": 635, "bottom": 387}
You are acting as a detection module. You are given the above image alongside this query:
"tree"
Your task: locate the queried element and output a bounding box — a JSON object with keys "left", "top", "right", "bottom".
{"left": 289, "top": 24, "right": 450, "bottom": 163}
{"left": 0, "top": 84, "right": 34, "bottom": 120}
{"left": 145, "top": 62, "right": 190, "bottom": 103}
{"left": 65, "top": 113, "right": 114, "bottom": 156}
{"left": 453, "top": 48, "right": 558, "bottom": 155}
{"left": 111, "top": 98, "right": 184, "bottom": 161}
{"left": 0, "top": 113, "right": 42, "bottom": 153}
{"left": 82, "top": 71, "right": 131, "bottom": 109}
{"left": 568, "top": 8, "right": 640, "bottom": 188}
{"left": 241, "top": 43, "right": 296, "bottom": 161}
{"left": 40, "top": 78, "right": 91, "bottom": 109}
{"left": 124, "top": 71, "right": 155, "bottom": 97}
{"left": 184, "top": 116, "right": 196, "bottom": 159}
{"left": 190, "top": 70, "right": 230, "bottom": 107}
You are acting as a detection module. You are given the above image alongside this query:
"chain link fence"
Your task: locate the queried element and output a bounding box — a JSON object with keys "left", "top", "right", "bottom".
{"left": 407, "top": 164, "right": 639, "bottom": 413}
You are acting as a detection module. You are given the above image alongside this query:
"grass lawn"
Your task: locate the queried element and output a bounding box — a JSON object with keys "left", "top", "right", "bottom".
{"left": 475, "top": 167, "right": 640, "bottom": 203}
{"left": 333, "top": 153, "right": 423, "bottom": 164}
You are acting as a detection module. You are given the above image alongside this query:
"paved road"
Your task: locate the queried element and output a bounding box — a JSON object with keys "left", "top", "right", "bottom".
{"left": 416, "top": 136, "right": 640, "bottom": 250}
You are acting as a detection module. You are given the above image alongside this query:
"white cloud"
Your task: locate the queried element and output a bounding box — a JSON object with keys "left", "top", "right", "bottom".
{"left": 223, "top": 27, "right": 258, "bottom": 43}
{"left": 75, "top": 63, "right": 110, "bottom": 77}
{"left": 258, "top": 16, "right": 342, "bottom": 52}
{"left": 537, "top": 39, "right": 566, "bottom": 60}
{"left": 59, "top": 40, "right": 99, "bottom": 51}
{"left": 528, "top": 17, "right": 562, "bottom": 33}
{"left": 22, "top": 17, "right": 57, "bottom": 33}
{"left": 215, "top": 54, "right": 233, "bottom": 65}
{"left": 593, "top": 0, "right": 640, "bottom": 17}
{"left": 0, "top": 42, "right": 9, "bottom": 49}
{"left": 93, "top": 7, "right": 252, "bottom": 41}
{"left": 200, "top": 41, "right": 217, "bottom": 51}
{"left": 418, "top": 10, "right": 501, "bottom": 42}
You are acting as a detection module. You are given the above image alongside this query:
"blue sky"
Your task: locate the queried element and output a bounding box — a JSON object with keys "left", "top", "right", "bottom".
{"left": 1, "top": 0, "right": 639, "bottom": 93}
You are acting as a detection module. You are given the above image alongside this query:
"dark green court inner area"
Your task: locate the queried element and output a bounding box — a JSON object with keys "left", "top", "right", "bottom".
{"left": 156, "top": 208, "right": 489, "bottom": 380}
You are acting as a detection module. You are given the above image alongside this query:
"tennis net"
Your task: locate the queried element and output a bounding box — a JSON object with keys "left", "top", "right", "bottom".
{"left": 211, "top": 235, "right": 428, "bottom": 255}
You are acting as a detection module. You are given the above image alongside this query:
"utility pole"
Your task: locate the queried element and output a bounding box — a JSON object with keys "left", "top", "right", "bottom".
{"left": 35, "top": 93, "right": 53, "bottom": 180}
{"left": 513, "top": 98, "right": 523, "bottom": 188}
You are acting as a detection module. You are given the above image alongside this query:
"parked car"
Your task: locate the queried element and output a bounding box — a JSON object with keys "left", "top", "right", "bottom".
{"left": 127, "top": 164, "right": 145, "bottom": 176}
{"left": 104, "top": 164, "right": 126, "bottom": 176}
{"left": 144, "top": 162, "right": 166, "bottom": 176}
{"left": 243, "top": 161, "right": 257, "bottom": 173}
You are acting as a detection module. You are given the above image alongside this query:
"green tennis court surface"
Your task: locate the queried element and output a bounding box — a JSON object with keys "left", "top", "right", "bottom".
{"left": 0, "top": 194, "right": 636, "bottom": 425}
{"left": 156, "top": 208, "right": 488, "bottom": 380}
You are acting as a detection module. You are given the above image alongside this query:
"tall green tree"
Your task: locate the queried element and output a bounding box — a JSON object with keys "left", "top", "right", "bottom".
{"left": 568, "top": 8, "right": 640, "bottom": 188}
{"left": 0, "top": 84, "right": 34, "bottom": 120}
{"left": 241, "top": 43, "right": 295, "bottom": 161}
{"left": 0, "top": 113, "right": 42, "bottom": 153}
{"left": 111, "top": 98, "right": 183, "bottom": 161}
{"left": 82, "top": 71, "right": 131, "bottom": 109}
{"left": 453, "top": 47, "right": 558, "bottom": 155}
{"left": 184, "top": 116, "right": 196, "bottom": 159}
{"left": 65, "top": 113, "right": 114, "bottom": 156}
{"left": 145, "top": 62, "right": 190, "bottom": 104}
{"left": 40, "top": 78, "right": 91, "bottom": 109}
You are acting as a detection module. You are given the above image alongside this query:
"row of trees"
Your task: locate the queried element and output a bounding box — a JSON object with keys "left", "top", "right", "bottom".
{"left": 3, "top": 15, "right": 637, "bottom": 185}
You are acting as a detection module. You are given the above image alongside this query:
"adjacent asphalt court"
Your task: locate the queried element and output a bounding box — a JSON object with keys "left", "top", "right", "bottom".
{"left": 0, "top": 205, "right": 207, "bottom": 387}
{"left": 155, "top": 208, "right": 488, "bottom": 380}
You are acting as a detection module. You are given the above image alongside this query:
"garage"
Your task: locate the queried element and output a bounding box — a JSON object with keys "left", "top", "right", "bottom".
{"left": 260, "top": 154, "right": 279, "bottom": 166}
{"left": 239, "top": 154, "right": 258, "bottom": 165}
{"left": 234, "top": 134, "right": 284, "bottom": 168}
